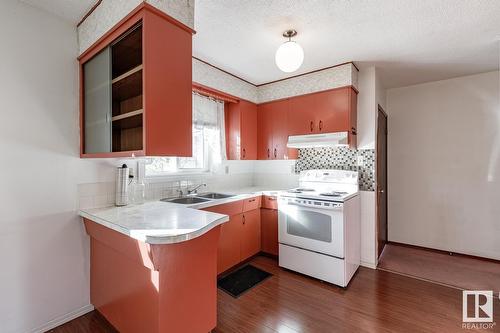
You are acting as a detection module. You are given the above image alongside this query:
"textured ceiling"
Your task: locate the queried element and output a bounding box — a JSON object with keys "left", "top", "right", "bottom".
{"left": 20, "top": 0, "right": 500, "bottom": 88}
{"left": 20, "top": 0, "right": 97, "bottom": 24}
{"left": 193, "top": 0, "right": 500, "bottom": 88}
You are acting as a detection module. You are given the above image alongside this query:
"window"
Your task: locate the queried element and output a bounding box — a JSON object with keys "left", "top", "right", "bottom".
{"left": 145, "top": 93, "right": 226, "bottom": 176}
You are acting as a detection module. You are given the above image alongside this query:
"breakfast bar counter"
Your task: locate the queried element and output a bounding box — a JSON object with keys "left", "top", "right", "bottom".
{"left": 80, "top": 202, "right": 229, "bottom": 333}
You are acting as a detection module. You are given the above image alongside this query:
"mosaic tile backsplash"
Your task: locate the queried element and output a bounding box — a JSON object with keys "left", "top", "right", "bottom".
{"left": 295, "top": 147, "right": 376, "bottom": 191}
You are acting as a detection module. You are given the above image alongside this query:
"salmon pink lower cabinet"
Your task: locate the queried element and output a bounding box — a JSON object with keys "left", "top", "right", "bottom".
{"left": 84, "top": 219, "right": 220, "bottom": 333}
{"left": 240, "top": 209, "right": 261, "bottom": 260}
{"left": 203, "top": 197, "right": 262, "bottom": 274}
{"left": 261, "top": 207, "right": 279, "bottom": 256}
{"left": 217, "top": 214, "right": 242, "bottom": 273}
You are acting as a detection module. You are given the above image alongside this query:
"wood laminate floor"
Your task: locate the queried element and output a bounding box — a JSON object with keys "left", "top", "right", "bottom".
{"left": 378, "top": 244, "right": 500, "bottom": 292}
{"left": 50, "top": 256, "right": 500, "bottom": 333}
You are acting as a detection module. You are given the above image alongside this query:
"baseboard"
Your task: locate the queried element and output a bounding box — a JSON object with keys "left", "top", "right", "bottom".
{"left": 360, "top": 261, "right": 377, "bottom": 269}
{"left": 31, "top": 304, "right": 94, "bottom": 333}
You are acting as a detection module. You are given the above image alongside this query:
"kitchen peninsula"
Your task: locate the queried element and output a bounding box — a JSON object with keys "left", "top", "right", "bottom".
{"left": 80, "top": 201, "right": 228, "bottom": 333}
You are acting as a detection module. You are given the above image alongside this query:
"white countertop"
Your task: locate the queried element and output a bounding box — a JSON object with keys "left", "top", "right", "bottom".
{"left": 79, "top": 187, "right": 283, "bottom": 245}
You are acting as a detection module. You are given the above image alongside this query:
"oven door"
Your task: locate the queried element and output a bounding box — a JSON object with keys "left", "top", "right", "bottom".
{"left": 278, "top": 197, "right": 344, "bottom": 258}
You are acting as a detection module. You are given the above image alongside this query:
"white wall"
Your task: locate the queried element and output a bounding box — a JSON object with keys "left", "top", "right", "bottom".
{"left": 356, "top": 66, "right": 386, "bottom": 268}
{"left": 253, "top": 160, "right": 299, "bottom": 189}
{"left": 386, "top": 71, "right": 500, "bottom": 260}
{"left": 357, "top": 67, "right": 376, "bottom": 150}
{"left": 0, "top": 1, "right": 122, "bottom": 332}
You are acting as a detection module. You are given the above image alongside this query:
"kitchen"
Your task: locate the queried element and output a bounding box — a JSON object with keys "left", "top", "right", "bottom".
{"left": 1, "top": 1, "right": 500, "bottom": 332}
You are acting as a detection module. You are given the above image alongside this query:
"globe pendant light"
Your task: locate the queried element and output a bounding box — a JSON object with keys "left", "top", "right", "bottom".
{"left": 275, "top": 30, "right": 304, "bottom": 73}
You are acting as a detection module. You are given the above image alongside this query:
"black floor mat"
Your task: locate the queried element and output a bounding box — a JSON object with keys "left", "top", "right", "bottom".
{"left": 217, "top": 265, "right": 272, "bottom": 298}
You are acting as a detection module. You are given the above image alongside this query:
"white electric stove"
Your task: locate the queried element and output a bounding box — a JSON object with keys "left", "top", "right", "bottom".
{"left": 278, "top": 169, "right": 361, "bottom": 287}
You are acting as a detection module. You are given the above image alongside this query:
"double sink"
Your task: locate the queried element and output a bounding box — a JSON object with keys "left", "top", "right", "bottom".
{"left": 161, "top": 192, "right": 235, "bottom": 205}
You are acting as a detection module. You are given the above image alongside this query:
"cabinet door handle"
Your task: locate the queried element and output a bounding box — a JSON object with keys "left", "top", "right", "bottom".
{"left": 268, "top": 197, "right": 277, "bottom": 201}
{"left": 267, "top": 148, "right": 270, "bottom": 158}
{"left": 249, "top": 198, "right": 256, "bottom": 202}
{"left": 310, "top": 121, "right": 314, "bottom": 132}
{"left": 319, "top": 120, "right": 323, "bottom": 131}
{"left": 274, "top": 148, "right": 277, "bottom": 158}
{"left": 242, "top": 148, "right": 246, "bottom": 159}
{"left": 242, "top": 215, "right": 246, "bottom": 225}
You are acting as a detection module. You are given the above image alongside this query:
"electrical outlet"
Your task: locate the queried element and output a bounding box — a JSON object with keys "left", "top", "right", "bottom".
{"left": 357, "top": 156, "right": 364, "bottom": 167}
{"left": 225, "top": 165, "right": 229, "bottom": 174}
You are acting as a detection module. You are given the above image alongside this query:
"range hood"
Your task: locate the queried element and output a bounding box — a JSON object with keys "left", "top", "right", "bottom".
{"left": 287, "top": 132, "right": 348, "bottom": 148}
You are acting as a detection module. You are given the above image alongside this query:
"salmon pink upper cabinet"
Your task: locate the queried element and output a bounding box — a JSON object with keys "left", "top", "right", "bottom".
{"left": 348, "top": 88, "right": 358, "bottom": 148}
{"left": 315, "top": 87, "right": 356, "bottom": 133}
{"left": 79, "top": 4, "right": 193, "bottom": 158}
{"left": 257, "top": 103, "right": 274, "bottom": 160}
{"left": 317, "top": 86, "right": 358, "bottom": 148}
{"left": 271, "top": 99, "right": 291, "bottom": 160}
{"left": 288, "top": 93, "right": 317, "bottom": 135}
{"left": 227, "top": 100, "right": 257, "bottom": 160}
{"left": 257, "top": 99, "right": 296, "bottom": 160}
{"left": 288, "top": 86, "right": 358, "bottom": 148}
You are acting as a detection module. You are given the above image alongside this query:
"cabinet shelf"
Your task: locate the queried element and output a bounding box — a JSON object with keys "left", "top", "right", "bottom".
{"left": 112, "top": 65, "right": 143, "bottom": 84}
{"left": 112, "top": 69, "right": 143, "bottom": 101}
{"left": 112, "top": 109, "right": 143, "bottom": 122}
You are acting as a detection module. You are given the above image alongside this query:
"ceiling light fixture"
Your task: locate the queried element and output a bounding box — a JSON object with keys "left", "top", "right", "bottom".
{"left": 275, "top": 29, "right": 304, "bottom": 73}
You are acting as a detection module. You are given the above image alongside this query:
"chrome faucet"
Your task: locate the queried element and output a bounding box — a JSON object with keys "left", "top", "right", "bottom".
{"left": 187, "top": 183, "right": 207, "bottom": 195}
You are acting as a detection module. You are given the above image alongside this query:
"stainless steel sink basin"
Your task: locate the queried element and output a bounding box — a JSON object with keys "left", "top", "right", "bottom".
{"left": 161, "top": 197, "right": 211, "bottom": 204}
{"left": 196, "top": 192, "right": 235, "bottom": 199}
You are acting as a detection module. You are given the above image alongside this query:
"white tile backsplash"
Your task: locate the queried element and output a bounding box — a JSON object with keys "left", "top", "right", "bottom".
{"left": 78, "top": 160, "right": 257, "bottom": 208}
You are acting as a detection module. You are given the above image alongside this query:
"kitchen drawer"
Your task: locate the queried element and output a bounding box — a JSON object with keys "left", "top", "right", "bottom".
{"left": 261, "top": 195, "right": 278, "bottom": 210}
{"left": 243, "top": 196, "right": 261, "bottom": 212}
{"left": 202, "top": 200, "right": 243, "bottom": 216}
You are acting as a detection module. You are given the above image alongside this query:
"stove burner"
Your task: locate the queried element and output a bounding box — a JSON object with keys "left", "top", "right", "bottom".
{"left": 319, "top": 191, "right": 348, "bottom": 197}
{"left": 287, "top": 188, "right": 315, "bottom": 193}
